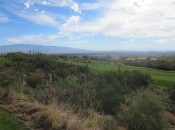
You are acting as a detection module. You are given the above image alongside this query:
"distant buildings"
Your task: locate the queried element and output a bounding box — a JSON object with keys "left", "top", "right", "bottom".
{"left": 125, "top": 57, "right": 158, "bottom": 61}
{"left": 125, "top": 58, "right": 136, "bottom": 61}
{"left": 150, "top": 58, "right": 158, "bottom": 61}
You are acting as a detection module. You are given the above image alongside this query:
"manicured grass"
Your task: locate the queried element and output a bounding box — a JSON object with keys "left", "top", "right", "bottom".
{"left": 0, "top": 107, "right": 28, "bottom": 130}
{"left": 154, "top": 79, "right": 174, "bottom": 89}
{"left": 57, "top": 59, "right": 175, "bottom": 88}
{"left": 0, "top": 58, "right": 11, "bottom": 62}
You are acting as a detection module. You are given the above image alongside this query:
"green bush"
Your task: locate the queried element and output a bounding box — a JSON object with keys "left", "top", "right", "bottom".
{"left": 25, "top": 74, "right": 43, "bottom": 88}
{"left": 127, "top": 90, "right": 169, "bottom": 130}
{"left": 95, "top": 71, "right": 151, "bottom": 115}
{"left": 0, "top": 72, "right": 14, "bottom": 87}
{"left": 169, "top": 86, "right": 175, "bottom": 103}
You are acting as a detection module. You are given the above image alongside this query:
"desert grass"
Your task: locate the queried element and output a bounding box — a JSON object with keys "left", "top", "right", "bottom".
{"left": 165, "top": 111, "right": 175, "bottom": 125}
{"left": 0, "top": 87, "right": 119, "bottom": 130}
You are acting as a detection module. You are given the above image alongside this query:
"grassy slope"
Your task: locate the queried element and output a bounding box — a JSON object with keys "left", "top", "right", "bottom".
{"left": 0, "top": 107, "right": 28, "bottom": 130}
{"left": 57, "top": 59, "right": 175, "bottom": 88}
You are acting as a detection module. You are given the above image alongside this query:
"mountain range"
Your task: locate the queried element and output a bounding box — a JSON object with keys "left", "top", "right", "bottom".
{"left": 0, "top": 44, "right": 92, "bottom": 54}
{"left": 0, "top": 44, "right": 175, "bottom": 55}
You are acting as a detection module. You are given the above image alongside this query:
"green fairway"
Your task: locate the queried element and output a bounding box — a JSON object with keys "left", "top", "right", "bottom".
{"left": 0, "top": 107, "right": 28, "bottom": 130}
{"left": 57, "top": 59, "right": 175, "bottom": 88}
{"left": 0, "top": 58, "right": 11, "bottom": 62}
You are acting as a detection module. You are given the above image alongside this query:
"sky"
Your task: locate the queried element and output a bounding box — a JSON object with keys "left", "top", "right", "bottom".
{"left": 0, "top": 0, "right": 175, "bottom": 51}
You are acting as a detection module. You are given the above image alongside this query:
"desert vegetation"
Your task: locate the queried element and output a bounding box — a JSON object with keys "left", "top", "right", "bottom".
{"left": 0, "top": 53, "right": 175, "bottom": 130}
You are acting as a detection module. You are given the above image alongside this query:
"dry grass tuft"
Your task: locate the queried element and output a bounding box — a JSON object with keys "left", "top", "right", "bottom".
{"left": 165, "top": 111, "right": 175, "bottom": 125}
{"left": 0, "top": 87, "right": 119, "bottom": 130}
{"left": 0, "top": 87, "right": 28, "bottom": 104}
{"left": 37, "top": 104, "right": 118, "bottom": 130}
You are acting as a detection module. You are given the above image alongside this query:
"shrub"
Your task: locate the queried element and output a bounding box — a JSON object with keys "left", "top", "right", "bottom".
{"left": 25, "top": 74, "right": 43, "bottom": 88}
{"left": 0, "top": 72, "right": 14, "bottom": 87}
{"left": 95, "top": 71, "right": 151, "bottom": 115}
{"left": 127, "top": 90, "right": 169, "bottom": 130}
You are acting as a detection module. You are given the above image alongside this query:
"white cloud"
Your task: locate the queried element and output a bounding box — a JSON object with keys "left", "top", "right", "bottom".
{"left": 40, "top": 10, "right": 46, "bottom": 14}
{"left": 24, "top": 0, "right": 34, "bottom": 9}
{"left": 80, "top": 1, "right": 112, "bottom": 10}
{"left": 0, "top": 12, "right": 9, "bottom": 23}
{"left": 47, "top": 34, "right": 61, "bottom": 40}
{"left": 10, "top": 0, "right": 80, "bottom": 27}
{"left": 154, "top": 37, "right": 175, "bottom": 45}
{"left": 71, "top": 3, "right": 81, "bottom": 13}
{"left": 41, "top": 1, "right": 49, "bottom": 5}
{"left": 81, "top": 3, "right": 102, "bottom": 10}
{"left": 7, "top": 33, "right": 87, "bottom": 45}
{"left": 52, "top": 0, "right": 73, "bottom": 7}
{"left": 61, "top": 15, "right": 80, "bottom": 31}
{"left": 63, "top": 0, "right": 175, "bottom": 40}
{"left": 36, "top": 0, "right": 73, "bottom": 7}
{"left": 36, "top": 0, "right": 81, "bottom": 13}
{"left": 34, "top": 9, "right": 39, "bottom": 12}
{"left": 30, "top": 14, "right": 57, "bottom": 26}
{"left": 71, "top": 3, "right": 78, "bottom": 12}
{"left": 18, "top": 11, "right": 59, "bottom": 27}
{"left": 65, "top": 40, "right": 87, "bottom": 44}
{"left": 23, "top": 0, "right": 77, "bottom": 11}
{"left": 2, "top": 1, "right": 61, "bottom": 27}
{"left": 7, "top": 34, "right": 53, "bottom": 43}
{"left": 39, "top": 0, "right": 82, "bottom": 13}
{"left": 7, "top": 34, "right": 60, "bottom": 43}
{"left": 154, "top": 39, "right": 169, "bottom": 45}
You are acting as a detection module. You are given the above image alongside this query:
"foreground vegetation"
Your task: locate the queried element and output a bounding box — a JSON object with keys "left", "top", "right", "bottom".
{"left": 0, "top": 53, "right": 175, "bottom": 130}
{"left": 0, "top": 107, "right": 28, "bottom": 130}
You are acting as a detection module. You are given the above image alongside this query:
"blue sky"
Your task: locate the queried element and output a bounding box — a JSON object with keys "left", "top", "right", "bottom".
{"left": 0, "top": 0, "right": 175, "bottom": 51}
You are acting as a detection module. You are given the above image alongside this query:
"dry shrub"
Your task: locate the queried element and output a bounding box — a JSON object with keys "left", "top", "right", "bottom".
{"left": 82, "top": 110, "right": 118, "bottom": 130}
{"left": 0, "top": 87, "right": 28, "bottom": 104}
{"left": 165, "top": 111, "right": 175, "bottom": 125}
{"left": 0, "top": 87, "right": 15, "bottom": 104}
{"left": 36, "top": 103, "right": 119, "bottom": 130}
